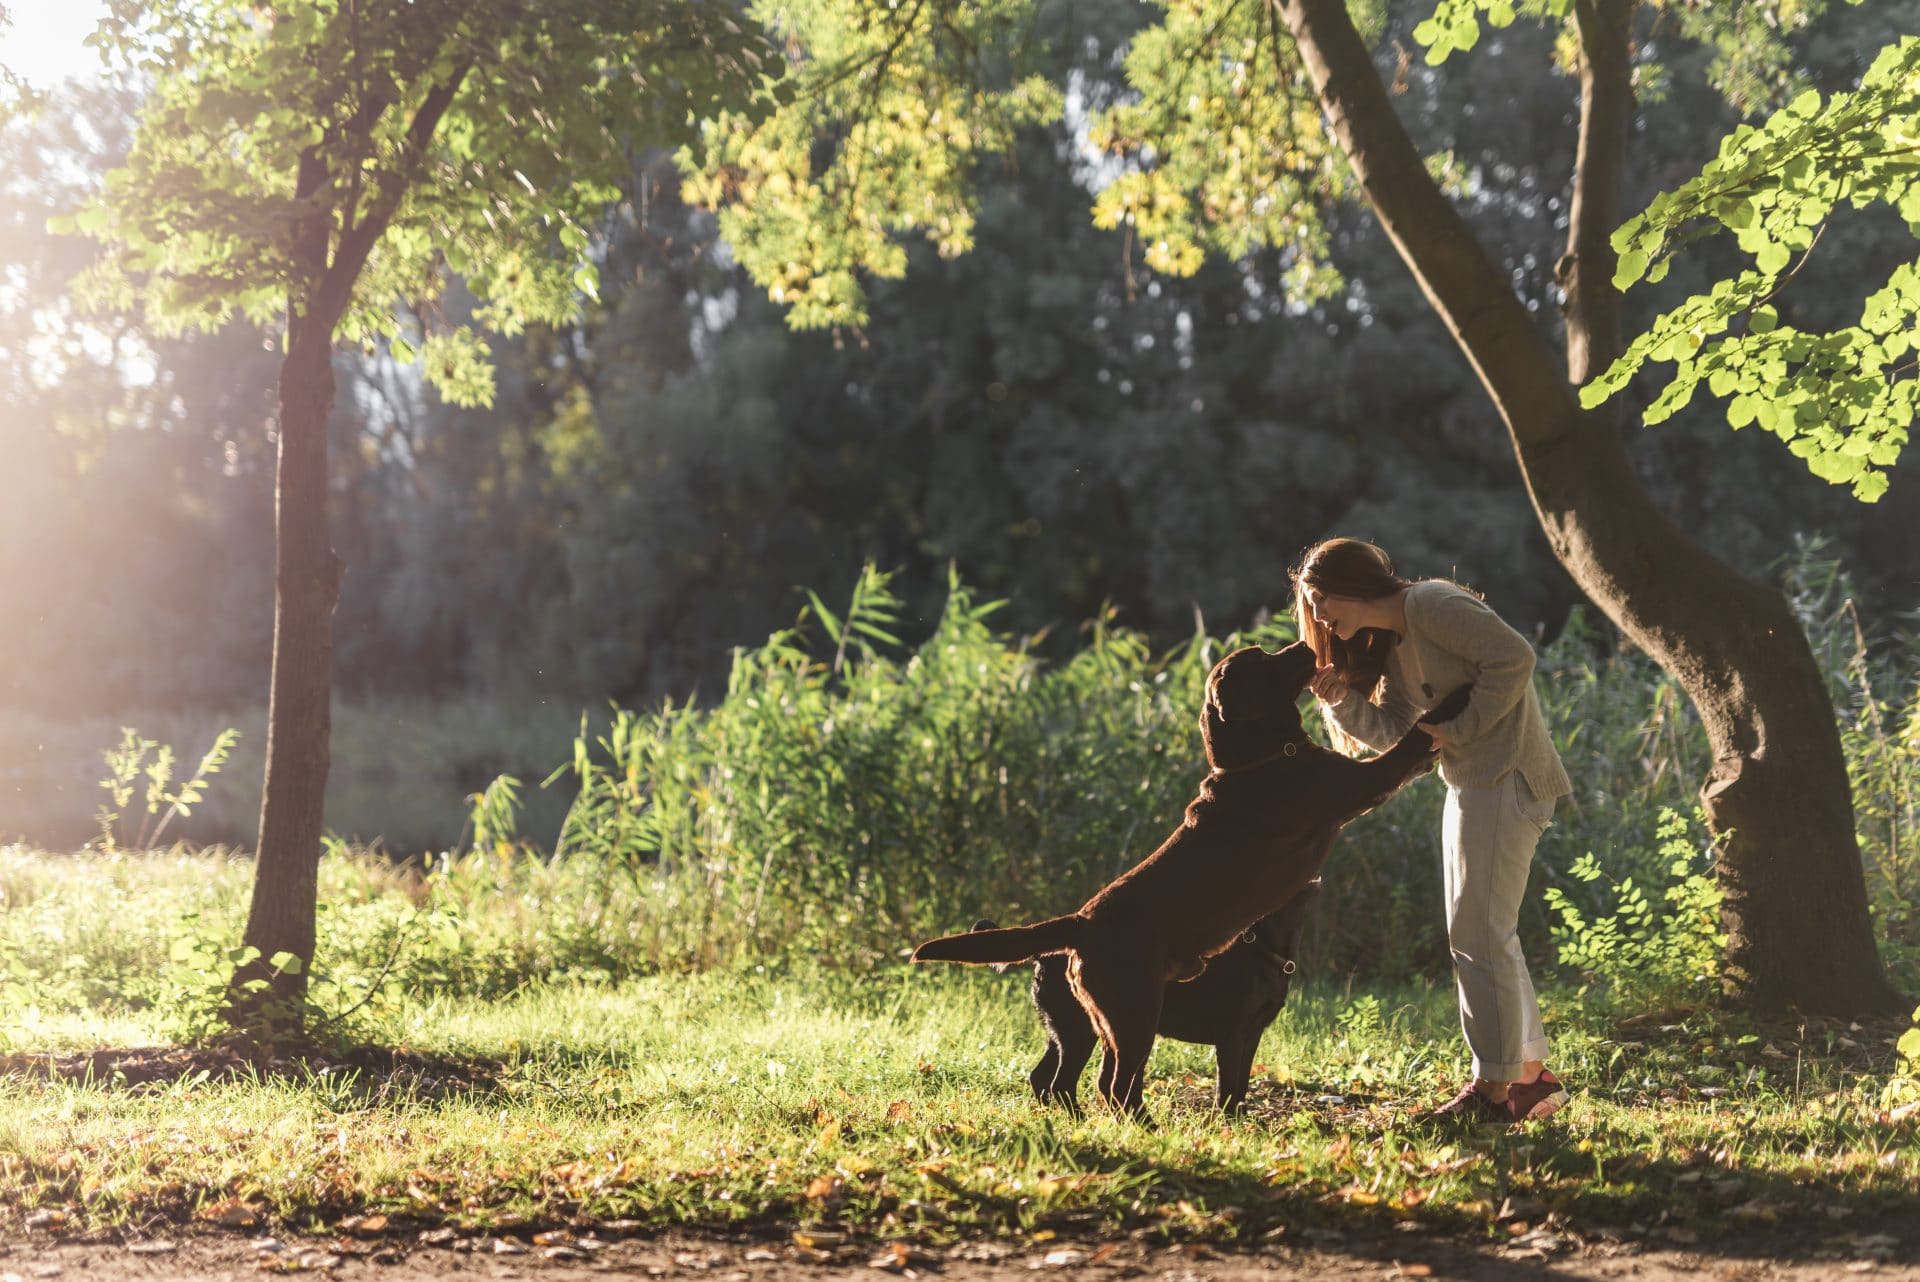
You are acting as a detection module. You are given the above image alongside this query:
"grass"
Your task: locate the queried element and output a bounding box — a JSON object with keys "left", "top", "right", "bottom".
{"left": 0, "top": 554, "right": 1914, "bottom": 1249}
{"left": 0, "top": 919, "right": 1914, "bottom": 1248}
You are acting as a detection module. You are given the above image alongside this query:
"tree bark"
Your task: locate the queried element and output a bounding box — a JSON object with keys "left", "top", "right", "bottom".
{"left": 229, "top": 317, "right": 342, "bottom": 1032}
{"left": 224, "top": 72, "right": 468, "bottom": 1037}
{"left": 1273, "top": 0, "right": 1903, "bottom": 1014}
{"left": 227, "top": 146, "right": 344, "bottom": 1037}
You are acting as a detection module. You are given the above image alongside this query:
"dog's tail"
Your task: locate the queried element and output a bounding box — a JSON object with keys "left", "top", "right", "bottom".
{"left": 912, "top": 914, "right": 1085, "bottom": 966}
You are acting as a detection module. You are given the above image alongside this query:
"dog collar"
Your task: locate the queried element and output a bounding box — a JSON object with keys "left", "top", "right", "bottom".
{"left": 1209, "top": 735, "right": 1312, "bottom": 776}
{"left": 1233, "top": 924, "right": 1299, "bottom": 973}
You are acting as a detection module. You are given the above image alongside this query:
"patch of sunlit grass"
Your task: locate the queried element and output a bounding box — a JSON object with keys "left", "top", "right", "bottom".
{"left": 0, "top": 966, "right": 1912, "bottom": 1247}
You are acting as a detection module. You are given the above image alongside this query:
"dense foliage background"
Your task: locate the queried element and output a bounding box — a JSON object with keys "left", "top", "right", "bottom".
{"left": 2, "top": 0, "right": 1915, "bottom": 868}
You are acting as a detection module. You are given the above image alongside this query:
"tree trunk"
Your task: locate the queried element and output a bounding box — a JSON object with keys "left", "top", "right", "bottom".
{"left": 228, "top": 317, "right": 342, "bottom": 1034}
{"left": 220, "top": 79, "right": 466, "bottom": 1037}
{"left": 1274, "top": 0, "right": 1903, "bottom": 1014}
{"left": 229, "top": 144, "right": 343, "bottom": 1036}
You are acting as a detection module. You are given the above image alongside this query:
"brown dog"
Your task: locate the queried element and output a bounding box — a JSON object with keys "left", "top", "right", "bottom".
{"left": 981, "top": 879, "right": 1321, "bottom": 1114}
{"left": 913, "top": 641, "right": 1466, "bottom": 1118}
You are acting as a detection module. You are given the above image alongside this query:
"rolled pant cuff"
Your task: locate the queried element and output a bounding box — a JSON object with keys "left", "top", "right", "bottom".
{"left": 1472, "top": 1038, "right": 1550, "bottom": 1083}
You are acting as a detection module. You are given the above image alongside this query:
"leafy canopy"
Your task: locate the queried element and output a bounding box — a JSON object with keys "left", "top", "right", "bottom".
{"left": 1582, "top": 34, "right": 1918, "bottom": 503}
{"left": 1083, "top": 0, "right": 1369, "bottom": 301}
{"left": 679, "top": 0, "right": 1060, "bottom": 331}
{"left": 679, "top": 0, "right": 1398, "bottom": 328}
{"left": 1415, "top": 0, "right": 1843, "bottom": 113}
{"left": 62, "top": 0, "right": 775, "bottom": 404}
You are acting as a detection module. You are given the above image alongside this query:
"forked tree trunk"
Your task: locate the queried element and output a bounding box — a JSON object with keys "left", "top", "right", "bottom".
{"left": 1275, "top": 0, "right": 1903, "bottom": 1014}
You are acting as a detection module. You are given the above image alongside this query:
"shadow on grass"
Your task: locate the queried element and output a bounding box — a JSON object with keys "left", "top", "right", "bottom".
{"left": 0, "top": 1043, "right": 509, "bottom": 1100}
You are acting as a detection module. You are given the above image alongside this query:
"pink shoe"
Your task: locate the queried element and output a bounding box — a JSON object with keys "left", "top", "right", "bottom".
{"left": 1504, "top": 1068, "right": 1570, "bottom": 1122}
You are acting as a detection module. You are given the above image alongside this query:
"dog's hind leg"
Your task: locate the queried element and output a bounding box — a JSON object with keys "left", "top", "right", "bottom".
{"left": 1037, "top": 1030, "right": 1094, "bottom": 1116}
{"left": 1073, "top": 952, "right": 1166, "bottom": 1122}
{"left": 1030, "top": 959, "right": 1093, "bottom": 1113}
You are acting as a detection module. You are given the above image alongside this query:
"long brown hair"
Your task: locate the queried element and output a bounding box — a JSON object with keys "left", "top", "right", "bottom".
{"left": 1291, "top": 538, "right": 1412, "bottom": 704}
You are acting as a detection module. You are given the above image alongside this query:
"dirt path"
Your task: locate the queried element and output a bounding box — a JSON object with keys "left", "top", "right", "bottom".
{"left": 5, "top": 1224, "right": 1916, "bottom": 1282}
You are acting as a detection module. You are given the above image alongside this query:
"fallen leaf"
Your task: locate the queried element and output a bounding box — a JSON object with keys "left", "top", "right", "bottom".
{"left": 339, "top": 1214, "right": 388, "bottom": 1237}
{"left": 1041, "top": 1248, "right": 1088, "bottom": 1266}
{"left": 794, "top": 1229, "right": 846, "bottom": 1249}
{"left": 1394, "top": 1264, "right": 1434, "bottom": 1278}
{"left": 22, "top": 1211, "right": 68, "bottom": 1232}
{"left": 869, "top": 1242, "right": 923, "bottom": 1272}
{"left": 202, "top": 1200, "right": 261, "bottom": 1229}
{"left": 491, "top": 1238, "right": 527, "bottom": 1255}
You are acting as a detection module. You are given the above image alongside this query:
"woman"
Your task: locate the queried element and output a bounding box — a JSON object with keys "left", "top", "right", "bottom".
{"left": 1294, "top": 537, "right": 1573, "bottom": 1125}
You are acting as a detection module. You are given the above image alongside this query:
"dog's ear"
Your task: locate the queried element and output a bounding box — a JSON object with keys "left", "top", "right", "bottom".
{"left": 1205, "top": 655, "right": 1233, "bottom": 721}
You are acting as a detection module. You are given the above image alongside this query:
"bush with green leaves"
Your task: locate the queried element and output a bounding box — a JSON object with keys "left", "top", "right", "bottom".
{"left": 538, "top": 564, "right": 1295, "bottom": 966}
{"left": 1544, "top": 808, "right": 1727, "bottom": 1012}
{"left": 529, "top": 554, "right": 1917, "bottom": 991}
{"left": 6, "top": 550, "right": 1915, "bottom": 1035}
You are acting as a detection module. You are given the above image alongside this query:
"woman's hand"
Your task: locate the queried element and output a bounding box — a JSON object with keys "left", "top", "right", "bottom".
{"left": 1418, "top": 721, "right": 1452, "bottom": 750}
{"left": 1309, "top": 664, "right": 1345, "bottom": 703}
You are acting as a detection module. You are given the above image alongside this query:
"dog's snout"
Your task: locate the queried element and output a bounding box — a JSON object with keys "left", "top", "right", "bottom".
{"left": 1276, "top": 641, "right": 1317, "bottom": 691}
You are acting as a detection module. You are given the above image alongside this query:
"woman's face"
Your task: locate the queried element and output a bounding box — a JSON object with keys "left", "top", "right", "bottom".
{"left": 1305, "top": 587, "right": 1382, "bottom": 641}
{"left": 1305, "top": 587, "right": 1366, "bottom": 641}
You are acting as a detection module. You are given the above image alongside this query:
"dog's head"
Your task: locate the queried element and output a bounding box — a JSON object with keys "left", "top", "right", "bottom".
{"left": 1247, "top": 879, "right": 1321, "bottom": 991}
{"left": 1202, "top": 641, "right": 1315, "bottom": 770}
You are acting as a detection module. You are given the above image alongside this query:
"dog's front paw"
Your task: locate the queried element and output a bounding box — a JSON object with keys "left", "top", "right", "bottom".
{"left": 1421, "top": 683, "right": 1472, "bottom": 725}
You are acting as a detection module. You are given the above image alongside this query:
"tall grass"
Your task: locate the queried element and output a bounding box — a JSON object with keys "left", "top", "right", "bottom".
{"left": 524, "top": 553, "right": 1917, "bottom": 999}
{"left": 2, "top": 550, "right": 1912, "bottom": 1026}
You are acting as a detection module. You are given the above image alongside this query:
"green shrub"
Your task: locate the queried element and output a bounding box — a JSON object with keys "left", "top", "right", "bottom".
{"left": 1544, "top": 807, "right": 1726, "bottom": 1010}
{"left": 539, "top": 564, "right": 1290, "bottom": 965}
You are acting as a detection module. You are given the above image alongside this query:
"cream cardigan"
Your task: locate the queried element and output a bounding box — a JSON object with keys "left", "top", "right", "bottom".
{"left": 1321, "top": 580, "right": 1572, "bottom": 797}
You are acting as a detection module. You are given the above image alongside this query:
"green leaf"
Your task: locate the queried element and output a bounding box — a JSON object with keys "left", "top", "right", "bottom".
{"left": 1614, "top": 248, "right": 1650, "bottom": 288}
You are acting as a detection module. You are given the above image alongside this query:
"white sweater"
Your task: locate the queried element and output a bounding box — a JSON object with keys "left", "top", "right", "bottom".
{"left": 1321, "top": 580, "right": 1572, "bottom": 797}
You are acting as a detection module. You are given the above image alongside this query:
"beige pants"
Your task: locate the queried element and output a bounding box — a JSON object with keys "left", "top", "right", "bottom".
{"left": 1442, "top": 771, "right": 1555, "bottom": 1080}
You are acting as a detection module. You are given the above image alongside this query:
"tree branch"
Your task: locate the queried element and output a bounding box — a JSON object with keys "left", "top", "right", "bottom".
{"left": 313, "top": 62, "right": 473, "bottom": 332}
{"left": 1271, "top": 0, "right": 1574, "bottom": 444}
{"left": 1560, "top": 0, "right": 1635, "bottom": 387}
